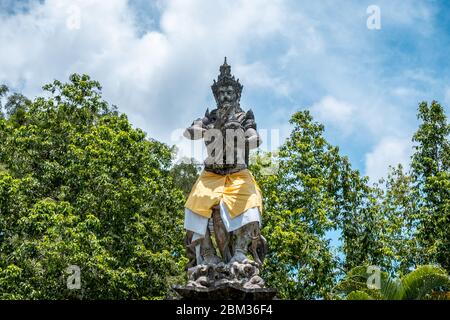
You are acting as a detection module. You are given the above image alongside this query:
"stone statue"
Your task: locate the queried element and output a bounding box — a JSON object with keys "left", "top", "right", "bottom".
{"left": 181, "top": 58, "right": 269, "bottom": 291}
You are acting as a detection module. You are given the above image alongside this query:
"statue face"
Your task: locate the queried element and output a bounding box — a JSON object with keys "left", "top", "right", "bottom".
{"left": 218, "top": 85, "right": 237, "bottom": 108}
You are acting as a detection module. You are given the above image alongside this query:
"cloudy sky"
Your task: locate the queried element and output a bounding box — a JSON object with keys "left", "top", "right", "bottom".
{"left": 1, "top": 0, "right": 449, "bottom": 182}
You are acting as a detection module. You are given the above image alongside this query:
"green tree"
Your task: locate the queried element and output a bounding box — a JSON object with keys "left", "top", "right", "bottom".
{"left": 411, "top": 101, "right": 450, "bottom": 271}
{"left": 0, "top": 74, "right": 186, "bottom": 299}
{"left": 4, "top": 92, "right": 31, "bottom": 123}
{"left": 349, "top": 102, "right": 450, "bottom": 277}
{"left": 251, "top": 110, "right": 380, "bottom": 299}
{"left": 169, "top": 157, "right": 201, "bottom": 197}
{"left": 0, "top": 84, "right": 8, "bottom": 118}
{"left": 370, "top": 165, "right": 420, "bottom": 276}
{"left": 333, "top": 265, "right": 450, "bottom": 300}
{"left": 336, "top": 157, "right": 384, "bottom": 272}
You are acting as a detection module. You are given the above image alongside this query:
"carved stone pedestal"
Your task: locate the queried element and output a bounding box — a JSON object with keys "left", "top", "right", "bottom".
{"left": 173, "top": 283, "right": 277, "bottom": 300}
{"left": 173, "top": 261, "right": 277, "bottom": 300}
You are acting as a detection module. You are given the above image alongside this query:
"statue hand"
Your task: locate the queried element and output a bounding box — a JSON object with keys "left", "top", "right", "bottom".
{"left": 183, "top": 126, "right": 205, "bottom": 140}
{"left": 223, "top": 121, "right": 242, "bottom": 130}
{"left": 246, "top": 132, "right": 261, "bottom": 149}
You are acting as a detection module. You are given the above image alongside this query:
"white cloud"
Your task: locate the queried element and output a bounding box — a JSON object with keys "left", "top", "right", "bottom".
{"left": 365, "top": 137, "right": 412, "bottom": 183}
{"left": 235, "top": 61, "right": 291, "bottom": 96}
{"left": 378, "top": 0, "right": 435, "bottom": 34}
{"left": 310, "top": 96, "right": 356, "bottom": 135}
{"left": 0, "top": 0, "right": 288, "bottom": 143}
{"left": 0, "top": 0, "right": 443, "bottom": 174}
{"left": 391, "top": 87, "right": 421, "bottom": 98}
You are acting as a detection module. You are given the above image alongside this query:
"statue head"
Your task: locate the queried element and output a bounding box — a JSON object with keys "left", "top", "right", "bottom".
{"left": 217, "top": 85, "right": 237, "bottom": 109}
{"left": 211, "top": 57, "right": 243, "bottom": 110}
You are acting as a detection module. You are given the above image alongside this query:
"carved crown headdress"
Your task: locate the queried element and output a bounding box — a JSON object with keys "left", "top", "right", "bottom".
{"left": 211, "top": 57, "right": 243, "bottom": 104}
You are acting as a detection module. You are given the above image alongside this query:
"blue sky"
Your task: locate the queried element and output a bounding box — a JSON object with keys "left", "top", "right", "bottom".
{"left": 0, "top": 0, "right": 449, "bottom": 183}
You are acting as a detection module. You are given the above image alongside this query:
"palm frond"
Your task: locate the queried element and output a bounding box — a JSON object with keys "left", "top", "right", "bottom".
{"left": 380, "top": 275, "right": 403, "bottom": 300}
{"left": 401, "top": 265, "right": 450, "bottom": 300}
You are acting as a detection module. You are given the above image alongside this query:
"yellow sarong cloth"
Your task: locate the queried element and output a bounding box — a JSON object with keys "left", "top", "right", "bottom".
{"left": 185, "top": 169, "right": 263, "bottom": 219}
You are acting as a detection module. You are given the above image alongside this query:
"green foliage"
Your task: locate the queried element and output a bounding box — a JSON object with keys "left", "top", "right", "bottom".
{"left": 336, "top": 159, "right": 383, "bottom": 271}
{"left": 346, "top": 290, "right": 373, "bottom": 300}
{"left": 169, "top": 157, "right": 201, "bottom": 197}
{"left": 411, "top": 101, "right": 450, "bottom": 271}
{"left": 402, "top": 265, "right": 450, "bottom": 300}
{"left": 335, "top": 101, "right": 449, "bottom": 278}
{"left": 251, "top": 111, "right": 379, "bottom": 299}
{"left": 332, "top": 265, "right": 402, "bottom": 300}
{"left": 251, "top": 105, "right": 449, "bottom": 299}
{"left": 369, "top": 165, "right": 421, "bottom": 276}
{"left": 0, "top": 74, "right": 448, "bottom": 300}
{"left": 0, "top": 84, "right": 9, "bottom": 118}
{"left": 350, "top": 101, "right": 449, "bottom": 278}
{"left": 0, "top": 74, "right": 186, "bottom": 299}
{"left": 334, "top": 265, "right": 450, "bottom": 300}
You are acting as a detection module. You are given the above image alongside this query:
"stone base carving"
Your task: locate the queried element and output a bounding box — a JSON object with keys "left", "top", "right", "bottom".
{"left": 173, "top": 283, "right": 277, "bottom": 300}
{"left": 172, "top": 260, "right": 277, "bottom": 300}
{"left": 187, "top": 261, "right": 264, "bottom": 289}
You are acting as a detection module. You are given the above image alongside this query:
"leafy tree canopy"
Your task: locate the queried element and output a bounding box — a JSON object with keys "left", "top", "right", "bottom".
{"left": 0, "top": 75, "right": 448, "bottom": 300}
{"left": 0, "top": 74, "right": 186, "bottom": 299}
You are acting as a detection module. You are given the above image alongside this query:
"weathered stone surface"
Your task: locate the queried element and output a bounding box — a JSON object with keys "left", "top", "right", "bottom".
{"left": 174, "top": 59, "right": 277, "bottom": 300}
{"left": 173, "top": 283, "right": 277, "bottom": 300}
{"left": 186, "top": 261, "right": 264, "bottom": 289}
{"left": 172, "top": 261, "right": 277, "bottom": 300}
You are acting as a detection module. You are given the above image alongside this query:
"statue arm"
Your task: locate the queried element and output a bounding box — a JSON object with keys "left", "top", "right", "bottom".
{"left": 243, "top": 109, "right": 262, "bottom": 149}
{"left": 183, "top": 108, "right": 212, "bottom": 140}
{"left": 183, "top": 118, "right": 206, "bottom": 140}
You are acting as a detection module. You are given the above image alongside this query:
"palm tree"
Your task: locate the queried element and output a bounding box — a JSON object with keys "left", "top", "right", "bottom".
{"left": 331, "top": 265, "right": 450, "bottom": 300}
